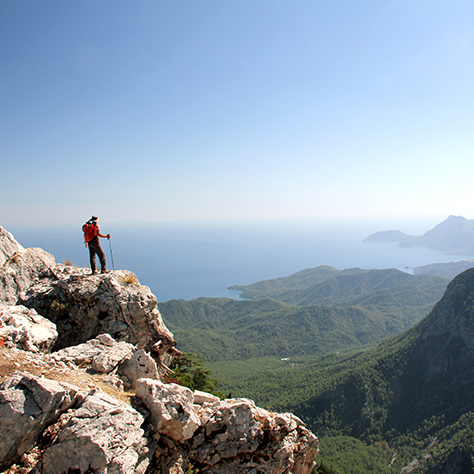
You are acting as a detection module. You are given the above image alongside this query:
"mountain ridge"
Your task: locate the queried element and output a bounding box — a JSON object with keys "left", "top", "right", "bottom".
{"left": 290, "top": 268, "right": 474, "bottom": 450}
{"left": 160, "top": 269, "right": 448, "bottom": 364}
{"left": 364, "top": 215, "right": 474, "bottom": 255}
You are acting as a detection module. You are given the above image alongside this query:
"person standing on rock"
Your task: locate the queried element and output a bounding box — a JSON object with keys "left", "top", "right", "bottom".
{"left": 83, "top": 215, "right": 111, "bottom": 274}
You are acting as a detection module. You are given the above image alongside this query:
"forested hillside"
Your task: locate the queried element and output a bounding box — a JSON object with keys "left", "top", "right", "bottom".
{"left": 290, "top": 268, "right": 474, "bottom": 472}
{"left": 160, "top": 268, "right": 448, "bottom": 363}
{"left": 228, "top": 266, "right": 447, "bottom": 306}
{"left": 161, "top": 296, "right": 429, "bottom": 362}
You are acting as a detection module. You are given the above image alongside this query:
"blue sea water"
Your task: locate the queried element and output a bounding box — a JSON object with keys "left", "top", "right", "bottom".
{"left": 7, "top": 220, "right": 469, "bottom": 302}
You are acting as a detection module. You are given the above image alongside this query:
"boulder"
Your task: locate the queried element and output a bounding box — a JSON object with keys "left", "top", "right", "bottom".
{"left": 40, "top": 389, "right": 152, "bottom": 474}
{"left": 188, "top": 398, "right": 318, "bottom": 474}
{"left": 193, "top": 390, "right": 220, "bottom": 406}
{"left": 0, "top": 226, "right": 24, "bottom": 266}
{"left": 118, "top": 349, "right": 159, "bottom": 389}
{"left": 52, "top": 333, "right": 135, "bottom": 374}
{"left": 0, "top": 372, "right": 79, "bottom": 470}
{"left": 0, "top": 303, "right": 58, "bottom": 352}
{"left": 0, "top": 247, "right": 56, "bottom": 305}
{"left": 135, "top": 378, "right": 201, "bottom": 442}
{"left": 0, "top": 227, "right": 178, "bottom": 375}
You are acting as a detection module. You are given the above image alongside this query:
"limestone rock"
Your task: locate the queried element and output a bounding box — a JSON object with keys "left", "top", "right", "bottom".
{"left": 135, "top": 378, "right": 201, "bottom": 442}
{"left": 188, "top": 398, "right": 318, "bottom": 474}
{"left": 40, "top": 389, "right": 152, "bottom": 474}
{"left": 118, "top": 348, "right": 159, "bottom": 389}
{"left": 91, "top": 340, "right": 136, "bottom": 374}
{"left": 0, "top": 226, "right": 24, "bottom": 266}
{"left": 0, "top": 303, "right": 58, "bottom": 352}
{"left": 0, "top": 372, "right": 79, "bottom": 470}
{"left": 18, "top": 265, "right": 176, "bottom": 360}
{"left": 52, "top": 333, "right": 135, "bottom": 373}
{"left": 193, "top": 390, "right": 220, "bottom": 406}
{"left": 0, "top": 247, "right": 56, "bottom": 305}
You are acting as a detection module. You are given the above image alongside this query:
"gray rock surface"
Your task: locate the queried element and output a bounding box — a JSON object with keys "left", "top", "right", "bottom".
{"left": 0, "top": 247, "right": 57, "bottom": 305}
{"left": 118, "top": 348, "right": 159, "bottom": 389}
{"left": 0, "top": 372, "right": 79, "bottom": 470}
{"left": 0, "top": 226, "right": 24, "bottom": 266}
{"left": 40, "top": 389, "right": 152, "bottom": 474}
{"left": 188, "top": 398, "right": 318, "bottom": 474}
{"left": 135, "top": 378, "right": 201, "bottom": 442}
{"left": 52, "top": 334, "right": 135, "bottom": 374}
{"left": 193, "top": 389, "right": 220, "bottom": 405}
{"left": 135, "top": 379, "right": 319, "bottom": 474}
{"left": 18, "top": 265, "right": 176, "bottom": 357}
{"left": 0, "top": 229, "right": 177, "bottom": 371}
{"left": 0, "top": 303, "right": 58, "bottom": 352}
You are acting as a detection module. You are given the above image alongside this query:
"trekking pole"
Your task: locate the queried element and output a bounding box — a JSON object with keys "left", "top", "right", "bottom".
{"left": 108, "top": 238, "right": 115, "bottom": 271}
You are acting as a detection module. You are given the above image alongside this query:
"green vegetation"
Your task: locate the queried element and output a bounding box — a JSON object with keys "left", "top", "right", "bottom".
{"left": 161, "top": 296, "right": 434, "bottom": 364}
{"left": 314, "top": 436, "right": 397, "bottom": 474}
{"left": 228, "top": 265, "right": 340, "bottom": 299}
{"left": 160, "top": 268, "right": 446, "bottom": 365}
{"left": 165, "top": 351, "right": 227, "bottom": 399}
{"left": 229, "top": 267, "right": 447, "bottom": 306}
{"left": 49, "top": 300, "right": 69, "bottom": 319}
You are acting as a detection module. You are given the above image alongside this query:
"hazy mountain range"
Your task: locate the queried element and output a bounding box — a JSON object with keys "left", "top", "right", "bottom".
{"left": 364, "top": 215, "right": 474, "bottom": 256}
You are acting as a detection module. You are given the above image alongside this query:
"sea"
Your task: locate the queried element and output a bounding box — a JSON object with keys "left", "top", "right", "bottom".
{"left": 6, "top": 219, "right": 469, "bottom": 302}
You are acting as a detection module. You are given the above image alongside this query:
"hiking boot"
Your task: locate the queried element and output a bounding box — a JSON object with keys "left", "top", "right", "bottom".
{"left": 101, "top": 270, "right": 110, "bottom": 274}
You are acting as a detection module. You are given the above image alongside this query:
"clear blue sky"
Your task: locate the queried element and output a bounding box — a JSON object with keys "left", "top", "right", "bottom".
{"left": 2, "top": 1, "right": 474, "bottom": 228}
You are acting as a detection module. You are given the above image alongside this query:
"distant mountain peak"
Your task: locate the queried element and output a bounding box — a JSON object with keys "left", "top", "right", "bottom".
{"left": 364, "top": 216, "right": 474, "bottom": 256}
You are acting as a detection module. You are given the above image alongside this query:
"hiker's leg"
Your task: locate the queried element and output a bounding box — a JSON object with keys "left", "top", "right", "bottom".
{"left": 96, "top": 244, "right": 107, "bottom": 272}
{"left": 88, "top": 243, "right": 99, "bottom": 273}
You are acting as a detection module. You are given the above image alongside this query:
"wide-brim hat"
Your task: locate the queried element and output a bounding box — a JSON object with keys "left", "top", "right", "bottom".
{"left": 91, "top": 215, "right": 100, "bottom": 222}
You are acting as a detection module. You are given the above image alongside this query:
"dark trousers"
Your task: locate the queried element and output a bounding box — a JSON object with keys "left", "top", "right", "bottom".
{"left": 88, "top": 240, "right": 106, "bottom": 272}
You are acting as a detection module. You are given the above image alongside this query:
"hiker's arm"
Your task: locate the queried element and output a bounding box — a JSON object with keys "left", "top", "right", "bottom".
{"left": 98, "top": 232, "right": 111, "bottom": 239}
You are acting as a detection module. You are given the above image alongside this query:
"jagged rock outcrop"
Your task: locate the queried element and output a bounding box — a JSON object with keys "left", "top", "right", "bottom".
{"left": 0, "top": 303, "right": 58, "bottom": 352}
{"left": 0, "top": 364, "right": 318, "bottom": 473}
{"left": 0, "top": 371, "right": 79, "bottom": 471}
{"left": 52, "top": 333, "right": 135, "bottom": 374}
{"left": 18, "top": 265, "right": 176, "bottom": 357}
{"left": 40, "top": 389, "right": 152, "bottom": 474}
{"left": 136, "top": 379, "right": 201, "bottom": 442}
{"left": 0, "top": 226, "right": 24, "bottom": 266}
{"left": 0, "top": 226, "right": 319, "bottom": 473}
{"left": 186, "top": 397, "right": 318, "bottom": 474}
{"left": 136, "top": 379, "right": 318, "bottom": 473}
{"left": 118, "top": 349, "right": 159, "bottom": 390}
{"left": 0, "top": 247, "right": 56, "bottom": 305}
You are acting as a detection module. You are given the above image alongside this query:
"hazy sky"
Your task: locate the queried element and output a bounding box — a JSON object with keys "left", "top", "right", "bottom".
{"left": 2, "top": 1, "right": 474, "bottom": 227}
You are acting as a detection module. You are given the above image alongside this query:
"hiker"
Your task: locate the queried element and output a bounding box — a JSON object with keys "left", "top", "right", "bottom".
{"left": 83, "top": 215, "right": 111, "bottom": 274}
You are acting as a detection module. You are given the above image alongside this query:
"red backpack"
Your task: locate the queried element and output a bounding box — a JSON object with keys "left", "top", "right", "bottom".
{"left": 82, "top": 222, "right": 97, "bottom": 246}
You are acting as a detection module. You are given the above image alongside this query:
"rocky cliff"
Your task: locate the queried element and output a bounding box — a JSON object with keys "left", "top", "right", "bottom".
{"left": 0, "top": 226, "right": 318, "bottom": 473}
